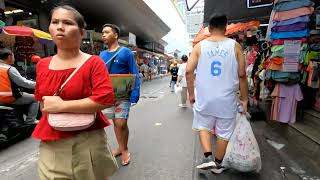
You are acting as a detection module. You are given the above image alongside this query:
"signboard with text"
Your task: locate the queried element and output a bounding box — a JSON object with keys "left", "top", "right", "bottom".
{"left": 247, "top": 0, "right": 273, "bottom": 9}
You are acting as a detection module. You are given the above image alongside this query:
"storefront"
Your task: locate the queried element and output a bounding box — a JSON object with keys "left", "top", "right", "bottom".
{"left": 0, "top": 1, "right": 47, "bottom": 79}
{"left": 244, "top": 0, "right": 320, "bottom": 143}
{"left": 81, "top": 30, "right": 104, "bottom": 55}
{"left": 197, "top": 0, "right": 320, "bottom": 143}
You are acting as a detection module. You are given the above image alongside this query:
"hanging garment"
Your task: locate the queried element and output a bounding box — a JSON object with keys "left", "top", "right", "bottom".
{"left": 273, "top": 7, "right": 314, "bottom": 21}
{"left": 271, "top": 44, "right": 308, "bottom": 63}
{"left": 309, "top": 43, "right": 320, "bottom": 51}
{"left": 305, "top": 51, "right": 320, "bottom": 64}
{"left": 267, "top": 57, "right": 284, "bottom": 71}
{"left": 307, "top": 61, "right": 320, "bottom": 88}
{"left": 274, "top": 0, "right": 314, "bottom": 12}
{"left": 271, "top": 84, "right": 303, "bottom": 123}
{"left": 272, "top": 43, "right": 308, "bottom": 52}
{"left": 272, "top": 38, "right": 307, "bottom": 45}
{"left": 260, "top": 81, "right": 270, "bottom": 99}
{"left": 272, "top": 15, "right": 310, "bottom": 27}
{"left": 248, "top": 50, "right": 258, "bottom": 65}
{"left": 271, "top": 29, "right": 310, "bottom": 40}
{"left": 271, "top": 22, "right": 308, "bottom": 32}
{"left": 266, "top": 70, "right": 300, "bottom": 83}
{"left": 266, "top": 10, "right": 276, "bottom": 42}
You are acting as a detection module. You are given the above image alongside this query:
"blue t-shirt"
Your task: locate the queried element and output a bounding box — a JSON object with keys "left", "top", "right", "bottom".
{"left": 99, "top": 47, "right": 140, "bottom": 103}
{"left": 271, "top": 29, "right": 310, "bottom": 40}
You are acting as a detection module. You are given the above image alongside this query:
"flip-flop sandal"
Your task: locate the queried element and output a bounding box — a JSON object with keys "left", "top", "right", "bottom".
{"left": 112, "top": 150, "right": 122, "bottom": 157}
{"left": 121, "top": 153, "right": 131, "bottom": 166}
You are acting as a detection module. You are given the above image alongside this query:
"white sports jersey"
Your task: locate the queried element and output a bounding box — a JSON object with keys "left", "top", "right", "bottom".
{"left": 194, "top": 38, "right": 239, "bottom": 118}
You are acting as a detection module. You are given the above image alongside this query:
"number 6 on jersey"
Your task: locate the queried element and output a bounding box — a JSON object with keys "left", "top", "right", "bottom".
{"left": 211, "top": 61, "right": 222, "bottom": 77}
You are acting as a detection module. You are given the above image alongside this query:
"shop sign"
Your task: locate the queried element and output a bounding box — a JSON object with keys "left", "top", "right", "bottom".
{"left": 247, "top": 0, "right": 273, "bottom": 9}
{"left": 128, "top": 32, "right": 136, "bottom": 46}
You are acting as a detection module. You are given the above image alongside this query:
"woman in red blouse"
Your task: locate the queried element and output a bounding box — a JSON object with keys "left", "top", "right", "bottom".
{"left": 33, "top": 5, "right": 117, "bottom": 180}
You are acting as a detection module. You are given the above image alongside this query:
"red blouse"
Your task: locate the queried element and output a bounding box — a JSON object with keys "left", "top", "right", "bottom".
{"left": 32, "top": 55, "right": 114, "bottom": 140}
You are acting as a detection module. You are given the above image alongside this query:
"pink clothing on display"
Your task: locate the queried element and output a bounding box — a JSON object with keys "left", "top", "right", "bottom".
{"left": 248, "top": 50, "right": 258, "bottom": 65}
{"left": 271, "top": 84, "right": 303, "bottom": 124}
{"left": 273, "top": 7, "right": 314, "bottom": 21}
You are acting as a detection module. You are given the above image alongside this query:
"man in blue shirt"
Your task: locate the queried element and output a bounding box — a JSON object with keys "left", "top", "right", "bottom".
{"left": 99, "top": 24, "right": 140, "bottom": 166}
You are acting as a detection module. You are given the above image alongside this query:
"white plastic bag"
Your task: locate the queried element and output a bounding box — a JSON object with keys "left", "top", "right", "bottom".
{"left": 222, "top": 114, "right": 262, "bottom": 173}
{"left": 174, "top": 84, "right": 182, "bottom": 94}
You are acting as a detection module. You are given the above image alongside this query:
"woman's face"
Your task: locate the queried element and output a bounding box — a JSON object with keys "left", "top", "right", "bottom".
{"left": 49, "top": 8, "right": 84, "bottom": 49}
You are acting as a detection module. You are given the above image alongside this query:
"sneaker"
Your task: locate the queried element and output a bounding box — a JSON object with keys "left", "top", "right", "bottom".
{"left": 211, "top": 163, "right": 226, "bottom": 174}
{"left": 196, "top": 157, "right": 216, "bottom": 170}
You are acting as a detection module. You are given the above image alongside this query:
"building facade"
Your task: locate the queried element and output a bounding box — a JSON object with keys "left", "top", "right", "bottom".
{"left": 172, "top": 0, "right": 204, "bottom": 50}
{"left": 186, "top": 0, "right": 204, "bottom": 46}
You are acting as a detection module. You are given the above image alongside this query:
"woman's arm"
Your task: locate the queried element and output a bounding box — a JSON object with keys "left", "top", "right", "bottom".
{"left": 42, "top": 96, "right": 112, "bottom": 113}
{"left": 42, "top": 57, "right": 114, "bottom": 113}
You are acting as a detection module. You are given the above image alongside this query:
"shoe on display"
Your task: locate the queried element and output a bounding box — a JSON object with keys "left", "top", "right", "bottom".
{"left": 211, "top": 163, "right": 226, "bottom": 174}
{"left": 196, "top": 157, "right": 216, "bottom": 170}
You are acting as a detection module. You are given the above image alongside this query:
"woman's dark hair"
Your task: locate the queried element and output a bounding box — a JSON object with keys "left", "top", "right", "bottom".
{"left": 209, "top": 13, "right": 228, "bottom": 31}
{"left": 103, "top": 24, "right": 121, "bottom": 38}
{"left": 0, "top": 43, "right": 12, "bottom": 60}
{"left": 50, "top": 5, "right": 87, "bottom": 29}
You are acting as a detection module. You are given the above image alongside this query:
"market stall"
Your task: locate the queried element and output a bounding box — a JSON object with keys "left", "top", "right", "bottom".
{"left": 81, "top": 30, "right": 104, "bottom": 55}
{"left": 249, "top": 0, "right": 318, "bottom": 124}
{"left": 192, "top": 21, "right": 261, "bottom": 46}
{"left": 0, "top": 25, "right": 52, "bottom": 79}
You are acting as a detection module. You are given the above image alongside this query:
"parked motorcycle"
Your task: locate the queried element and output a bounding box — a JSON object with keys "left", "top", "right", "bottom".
{"left": 0, "top": 104, "right": 38, "bottom": 147}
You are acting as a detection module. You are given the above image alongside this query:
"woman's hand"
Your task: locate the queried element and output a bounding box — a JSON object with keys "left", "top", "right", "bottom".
{"left": 42, "top": 96, "right": 65, "bottom": 113}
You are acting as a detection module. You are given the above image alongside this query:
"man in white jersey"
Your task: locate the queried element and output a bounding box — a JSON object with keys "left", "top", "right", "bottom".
{"left": 186, "top": 14, "right": 248, "bottom": 174}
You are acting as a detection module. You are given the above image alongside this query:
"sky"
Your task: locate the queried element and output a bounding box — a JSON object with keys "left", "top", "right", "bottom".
{"left": 143, "top": 0, "right": 190, "bottom": 56}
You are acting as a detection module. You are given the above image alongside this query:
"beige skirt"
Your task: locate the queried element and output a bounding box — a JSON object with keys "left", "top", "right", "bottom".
{"left": 38, "top": 129, "right": 118, "bottom": 180}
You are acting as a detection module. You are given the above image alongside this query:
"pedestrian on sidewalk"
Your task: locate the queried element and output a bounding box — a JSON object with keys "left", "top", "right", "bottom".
{"left": 147, "top": 63, "right": 153, "bottom": 81}
{"left": 186, "top": 13, "right": 248, "bottom": 174}
{"left": 170, "top": 61, "right": 179, "bottom": 92}
{"left": 33, "top": 5, "right": 117, "bottom": 180}
{"left": 99, "top": 24, "right": 140, "bottom": 166}
{"left": 176, "top": 55, "right": 188, "bottom": 107}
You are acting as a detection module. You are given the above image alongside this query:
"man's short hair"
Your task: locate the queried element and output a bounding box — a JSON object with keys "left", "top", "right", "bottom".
{"left": 103, "top": 24, "right": 121, "bottom": 38}
{"left": 181, "top": 55, "right": 188, "bottom": 62}
{"left": 209, "top": 13, "right": 227, "bottom": 31}
{"left": 0, "top": 47, "right": 12, "bottom": 60}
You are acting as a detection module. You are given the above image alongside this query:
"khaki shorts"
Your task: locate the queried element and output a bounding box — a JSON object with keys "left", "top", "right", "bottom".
{"left": 38, "top": 129, "right": 118, "bottom": 180}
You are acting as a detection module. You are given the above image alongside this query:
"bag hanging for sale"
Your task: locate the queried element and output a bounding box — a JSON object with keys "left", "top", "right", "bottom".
{"left": 222, "top": 113, "right": 262, "bottom": 173}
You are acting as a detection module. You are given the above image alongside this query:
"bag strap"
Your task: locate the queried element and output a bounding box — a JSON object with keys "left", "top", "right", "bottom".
{"left": 54, "top": 56, "right": 91, "bottom": 96}
{"left": 106, "top": 47, "right": 123, "bottom": 71}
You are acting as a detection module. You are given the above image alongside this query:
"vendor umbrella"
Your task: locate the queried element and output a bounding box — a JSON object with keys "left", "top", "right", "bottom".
{"left": 192, "top": 21, "right": 260, "bottom": 46}
{"left": 1, "top": 26, "right": 52, "bottom": 44}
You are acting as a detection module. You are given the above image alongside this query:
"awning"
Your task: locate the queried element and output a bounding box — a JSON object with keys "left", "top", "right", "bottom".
{"left": 192, "top": 21, "right": 260, "bottom": 46}
{"left": 1, "top": 25, "right": 52, "bottom": 41}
